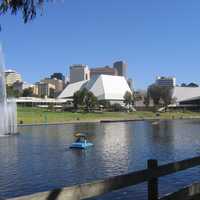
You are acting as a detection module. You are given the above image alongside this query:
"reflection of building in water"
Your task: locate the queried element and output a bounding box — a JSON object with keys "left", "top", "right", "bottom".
{"left": 99, "top": 123, "right": 131, "bottom": 173}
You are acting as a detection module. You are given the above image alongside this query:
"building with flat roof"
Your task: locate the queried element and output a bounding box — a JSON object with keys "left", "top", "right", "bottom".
{"left": 41, "top": 78, "right": 64, "bottom": 97}
{"left": 36, "top": 82, "right": 55, "bottom": 98}
{"left": 156, "top": 76, "right": 176, "bottom": 87}
{"left": 70, "top": 64, "right": 90, "bottom": 83}
{"left": 5, "top": 69, "right": 22, "bottom": 86}
{"left": 90, "top": 66, "right": 117, "bottom": 78}
{"left": 113, "top": 61, "right": 127, "bottom": 78}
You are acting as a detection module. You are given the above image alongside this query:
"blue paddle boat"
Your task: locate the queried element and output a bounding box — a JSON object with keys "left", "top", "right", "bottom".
{"left": 70, "top": 133, "right": 94, "bottom": 149}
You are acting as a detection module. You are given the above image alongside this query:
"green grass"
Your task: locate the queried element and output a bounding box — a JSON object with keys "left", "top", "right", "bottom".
{"left": 17, "top": 106, "right": 200, "bottom": 124}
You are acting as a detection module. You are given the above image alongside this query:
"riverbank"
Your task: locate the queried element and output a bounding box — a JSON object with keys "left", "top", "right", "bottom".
{"left": 17, "top": 107, "right": 200, "bottom": 125}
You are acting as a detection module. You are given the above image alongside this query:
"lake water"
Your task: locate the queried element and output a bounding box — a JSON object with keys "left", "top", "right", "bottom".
{"left": 1, "top": 120, "right": 200, "bottom": 199}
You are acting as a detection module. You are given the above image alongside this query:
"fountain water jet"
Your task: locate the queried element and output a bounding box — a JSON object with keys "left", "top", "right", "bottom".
{"left": 0, "top": 47, "right": 17, "bottom": 136}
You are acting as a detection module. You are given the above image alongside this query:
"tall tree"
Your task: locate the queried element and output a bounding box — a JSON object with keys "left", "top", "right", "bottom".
{"left": 143, "top": 91, "right": 150, "bottom": 107}
{"left": 148, "top": 84, "right": 162, "bottom": 106}
{"left": 160, "top": 86, "right": 173, "bottom": 109}
{"left": 83, "top": 91, "right": 98, "bottom": 112}
{"left": 73, "top": 88, "right": 97, "bottom": 111}
{"left": 123, "top": 91, "right": 134, "bottom": 110}
{"left": 22, "top": 87, "right": 34, "bottom": 97}
{"left": 73, "top": 90, "right": 83, "bottom": 109}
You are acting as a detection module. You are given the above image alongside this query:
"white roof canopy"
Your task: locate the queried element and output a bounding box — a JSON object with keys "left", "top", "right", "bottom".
{"left": 58, "top": 75, "right": 132, "bottom": 101}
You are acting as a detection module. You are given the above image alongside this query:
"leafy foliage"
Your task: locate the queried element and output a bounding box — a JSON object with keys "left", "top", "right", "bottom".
{"left": 148, "top": 84, "right": 162, "bottom": 106}
{"left": 147, "top": 84, "right": 173, "bottom": 108}
{"left": 98, "top": 100, "right": 111, "bottom": 109}
{"left": 143, "top": 92, "right": 150, "bottom": 107}
{"left": 110, "top": 103, "right": 125, "bottom": 112}
{"left": 6, "top": 85, "right": 21, "bottom": 97}
{"left": 160, "top": 86, "right": 173, "bottom": 107}
{"left": 73, "top": 88, "right": 97, "bottom": 111}
{"left": 22, "top": 87, "right": 34, "bottom": 97}
{"left": 123, "top": 91, "right": 134, "bottom": 109}
{"left": 0, "top": 0, "right": 45, "bottom": 23}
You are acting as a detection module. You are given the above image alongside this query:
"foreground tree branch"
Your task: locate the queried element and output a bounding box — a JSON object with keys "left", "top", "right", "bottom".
{"left": 0, "top": 0, "right": 45, "bottom": 23}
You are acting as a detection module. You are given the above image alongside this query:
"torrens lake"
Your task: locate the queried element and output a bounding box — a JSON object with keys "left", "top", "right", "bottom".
{"left": 1, "top": 120, "right": 200, "bottom": 200}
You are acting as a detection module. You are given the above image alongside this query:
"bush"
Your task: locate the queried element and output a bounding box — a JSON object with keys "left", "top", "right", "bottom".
{"left": 110, "top": 103, "right": 126, "bottom": 112}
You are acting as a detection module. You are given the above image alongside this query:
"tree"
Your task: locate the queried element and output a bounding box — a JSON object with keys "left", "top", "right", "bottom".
{"left": 73, "top": 88, "right": 97, "bottom": 111}
{"left": 0, "top": 0, "right": 46, "bottom": 23}
{"left": 187, "top": 82, "right": 199, "bottom": 87}
{"left": 160, "top": 86, "right": 173, "bottom": 109}
{"left": 143, "top": 91, "right": 150, "bottom": 107}
{"left": 148, "top": 84, "right": 162, "bottom": 106}
{"left": 181, "top": 83, "right": 187, "bottom": 87}
{"left": 6, "top": 85, "right": 21, "bottom": 97}
{"left": 98, "top": 100, "right": 111, "bottom": 109}
{"left": 83, "top": 91, "right": 98, "bottom": 112}
{"left": 123, "top": 91, "right": 134, "bottom": 110}
{"left": 148, "top": 84, "right": 174, "bottom": 110}
{"left": 22, "top": 87, "right": 34, "bottom": 97}
{"left": 73, "top": 90, "right": 83, "bottom": 109}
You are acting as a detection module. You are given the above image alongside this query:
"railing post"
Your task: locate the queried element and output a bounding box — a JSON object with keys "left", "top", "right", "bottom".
{"left": 148, "top": 159, "right": 158, "bottom": 200}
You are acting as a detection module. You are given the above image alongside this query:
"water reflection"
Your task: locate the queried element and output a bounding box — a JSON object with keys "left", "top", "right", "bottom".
{"left": 1, "top": 120, "right": 200, "bottom": 199}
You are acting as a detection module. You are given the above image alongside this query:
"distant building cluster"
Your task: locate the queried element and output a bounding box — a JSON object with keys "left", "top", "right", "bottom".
{"left": 69, "top": 61, "right": 133, "bottom": 91}
{"left": 58, "top": 60, "right": 133, "bottom": 103}
{"left": 8, "top": 61, "right": 200, "bottom": 111}
{"left": 5, "top": 60, "right": 133, "bottom": 102}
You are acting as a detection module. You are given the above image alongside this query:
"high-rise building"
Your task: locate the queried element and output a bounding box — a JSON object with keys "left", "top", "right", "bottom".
{"left": 50, "top": 73, "right": 65, "bottom": 82}
{"left": 156, "top": 76, "right": 176, "bottom": 87}
{"left": 113, "top": 61, "right": 127, "bottom": 78}
{"left": 69, "top": 64, "right": 90, "bottom": 83}
{"left": 5, "top": 69, "right": 22, "bottom": 86}
{"left": 90, "top": 66, "right": 117, "bottom": 78}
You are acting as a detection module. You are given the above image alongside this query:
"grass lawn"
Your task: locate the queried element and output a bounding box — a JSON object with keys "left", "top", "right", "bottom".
{"left": 17, "top": 106, "right": 200, "bottom": 124}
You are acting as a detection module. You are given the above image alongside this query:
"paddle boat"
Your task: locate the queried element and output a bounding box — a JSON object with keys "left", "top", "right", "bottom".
{"left": 70, "top": 133, "right": 94, "bottom": 149}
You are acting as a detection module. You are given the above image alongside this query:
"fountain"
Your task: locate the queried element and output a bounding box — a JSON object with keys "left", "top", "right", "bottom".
{"left": 0, "top": 47, "right": 17, "bottom": 136}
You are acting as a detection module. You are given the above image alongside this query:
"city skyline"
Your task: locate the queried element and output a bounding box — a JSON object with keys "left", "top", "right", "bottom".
{"left": 1, "top": 0, "right": 200, "bottom": 89}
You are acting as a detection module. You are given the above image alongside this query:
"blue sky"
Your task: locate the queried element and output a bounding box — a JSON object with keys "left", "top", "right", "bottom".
{"left": 1, "top": 0, "right": 200, "bottom": 89}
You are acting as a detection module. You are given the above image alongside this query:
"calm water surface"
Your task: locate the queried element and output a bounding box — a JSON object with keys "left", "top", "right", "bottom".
{"left": 1, "top": 120, "right": 200, "bottom": 199}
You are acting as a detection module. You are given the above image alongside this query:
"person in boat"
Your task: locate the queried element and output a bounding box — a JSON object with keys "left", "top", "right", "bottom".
{"left": 76, "top": 137, "right": 81, "bottom": 143}
{"left": 75, "top": 133, "right": 87, "bottom": 143}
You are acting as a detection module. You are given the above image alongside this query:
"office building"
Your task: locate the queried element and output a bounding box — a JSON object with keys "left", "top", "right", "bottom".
{"left": 41, "top": 78, "right": 64, "bottom": 97}
{"left": 70, "top": 64, "right": 90, "bottom": 83}
{"left": 90, "top": 66, "right": 117, "bottom": 78}
{"left": 5, "top": 69, "right": 22, "bottom": 86}
{"left": 36, "top": 82, "right": 55, "bottom": 98}
{"left": 113, "top": 61, "right": 127, "bottom": 78}
{"left": 156, "top": 76, "right": 176, "bottom": 87}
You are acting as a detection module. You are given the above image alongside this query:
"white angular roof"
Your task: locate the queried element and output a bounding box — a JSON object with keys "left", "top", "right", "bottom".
{"left": 58, "top": 80, "right": 87, "bottom": 99}
{"left": 173, "top": 87, "right": 200, "bottom": 102}
{"left": 58, "top": 75, "right": 132, "bottom": 100}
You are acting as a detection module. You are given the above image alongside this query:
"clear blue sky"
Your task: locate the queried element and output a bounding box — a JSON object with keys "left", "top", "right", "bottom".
{"left": 1, "top": 0, "right": 200, "bottom": 89}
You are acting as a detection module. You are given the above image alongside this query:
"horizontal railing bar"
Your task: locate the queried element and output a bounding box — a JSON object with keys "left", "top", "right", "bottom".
{"left": 159, "top": 182, "right": 200, "bottom": 200}
{"left": 6, "top": 156, "right": 200, "bottom": 200}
